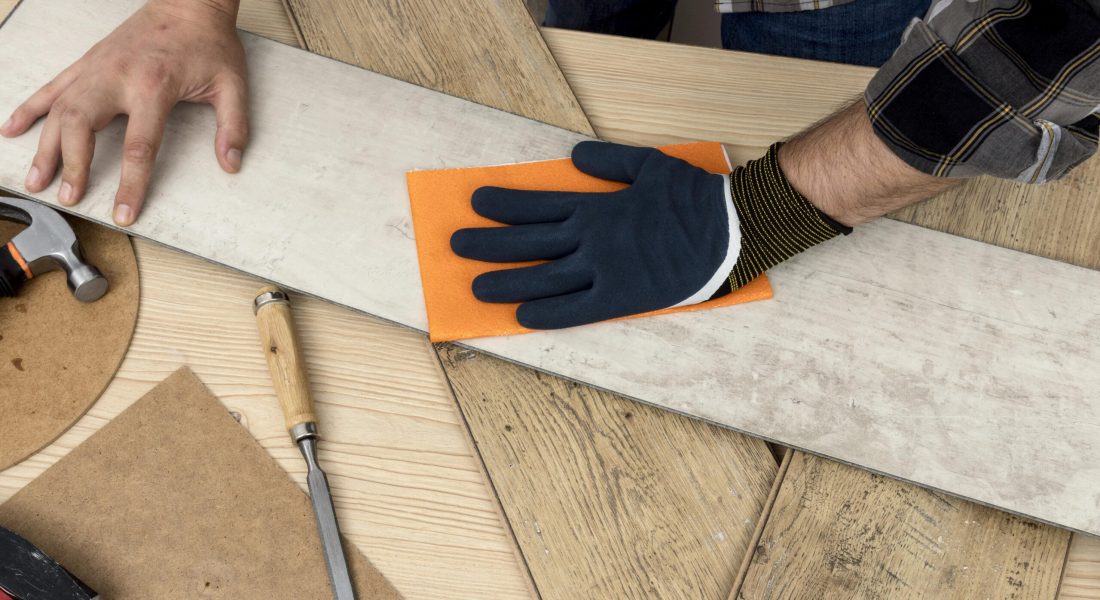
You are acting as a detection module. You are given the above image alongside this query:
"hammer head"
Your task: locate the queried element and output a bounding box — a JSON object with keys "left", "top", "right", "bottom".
{"left": 0, "top": 196, "right": 108, "bottom": 302}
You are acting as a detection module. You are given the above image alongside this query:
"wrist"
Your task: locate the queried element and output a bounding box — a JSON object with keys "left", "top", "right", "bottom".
{"left": 148, "top": 0, "right": 240, "bottom": 27}
{"left": 721, "top": 144, "right": 850, "bottom": 293}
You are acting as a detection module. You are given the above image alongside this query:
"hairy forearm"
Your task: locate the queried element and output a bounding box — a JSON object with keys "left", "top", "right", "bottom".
{"left": 778, "top": 100, "right": 960, "bottom": 227}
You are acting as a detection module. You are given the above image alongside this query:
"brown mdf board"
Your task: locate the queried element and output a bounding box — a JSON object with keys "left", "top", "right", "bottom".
{"left": 732, "top": 452, "right": 1070, "bottom": 600}
{"left": 0, "top": 367, "right": 401, "bottom": 599}
{"left": 283, "top": 1, "right": 782, "bottom": 596}
{"left": 0, "top": 208, "right": 138, "bottom": 470}
{"left": 285, "top": 0, "right": 593, "bottom": 136}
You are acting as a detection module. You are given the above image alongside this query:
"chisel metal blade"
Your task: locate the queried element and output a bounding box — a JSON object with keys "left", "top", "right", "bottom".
{"left": 300, "top": 438, "right": 356, "bottom": 600}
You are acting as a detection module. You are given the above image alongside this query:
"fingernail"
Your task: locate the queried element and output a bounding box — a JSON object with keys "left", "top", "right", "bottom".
{"left": 227, "top": 148, "right": 242, "bottom": 170}
{"left": 59, "top": 181, "right": 73, "bottom": 205}
{"left": 0, "top": 117, "right": 12, "bottom": 134}
{"left": 113, "top": 204, "right": 132, "bottom": 226}
{"left": 25, "top": 165, "right": 40, "bottom": 188}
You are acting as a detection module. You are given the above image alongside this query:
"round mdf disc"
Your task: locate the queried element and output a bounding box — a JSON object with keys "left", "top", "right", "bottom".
{"left": 0, "top": 212, "right": 139, "bottom": 470}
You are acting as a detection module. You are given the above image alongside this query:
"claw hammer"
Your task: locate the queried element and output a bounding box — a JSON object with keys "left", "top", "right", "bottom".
{"left": 0, "top": 196, "right": 107, "bottom": 302}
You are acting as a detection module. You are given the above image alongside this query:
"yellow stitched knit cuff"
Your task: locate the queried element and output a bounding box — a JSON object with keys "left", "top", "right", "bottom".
{"left": 715, "top": 143, "right": 851, "bottom": 296}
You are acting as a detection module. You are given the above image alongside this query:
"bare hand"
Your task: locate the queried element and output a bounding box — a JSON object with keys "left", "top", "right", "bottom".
{"left": 0, "top": 0, "right": 248, "bottom": 226}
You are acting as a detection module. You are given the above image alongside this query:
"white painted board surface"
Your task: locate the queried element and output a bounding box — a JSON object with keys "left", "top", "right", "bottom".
{"left": 0, "top": 0, "right": 589, "bottom": 331}
{"left": 1, "top": 0, "right": 1098, "bottom": 535}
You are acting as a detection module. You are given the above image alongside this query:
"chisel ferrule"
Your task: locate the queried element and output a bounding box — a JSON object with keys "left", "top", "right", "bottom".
{"left": 253, "top": 289, "right": 290, "bottom": 314}
{"left": 290, "top": 421, "right": 318, "bottom": 443}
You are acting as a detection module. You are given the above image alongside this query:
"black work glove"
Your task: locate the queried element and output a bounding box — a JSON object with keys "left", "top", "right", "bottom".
{"left": 451, "top": 142, "right": 850, "bottom": 330}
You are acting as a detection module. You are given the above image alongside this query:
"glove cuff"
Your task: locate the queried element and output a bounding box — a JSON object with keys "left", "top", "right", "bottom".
{"left": 715, "top": 143, "right": 852, "bottom": 296}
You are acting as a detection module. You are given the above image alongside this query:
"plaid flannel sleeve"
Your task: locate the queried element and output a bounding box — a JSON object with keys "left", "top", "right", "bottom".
{"left": 865, "top": 0, "right": 1100, "bottom": 183}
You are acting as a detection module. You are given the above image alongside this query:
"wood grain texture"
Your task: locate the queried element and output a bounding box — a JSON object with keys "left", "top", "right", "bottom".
{"left": 543, "top": 29, "right": 869, "bottom": 166}
{"left": 457, "top": 32, "right": 1100, "bottom": 532}
{"left": 237, "top": 0, "right": 301, "bottom": 46}
{"left": 439, "top": 344, "right": 777, "bottom": 599}
{"left": 1061, "top": 534, "right": 1100, "bottom": 599}
{"left": 736, "top": 453, "right": 1070, "bottom": 600}
{"left": 465, "top": 216, "right": 1100, "bottom": 536}
{"left": 892, "top": 165, "right": 1100, "bottom": 270}
{"left": 285, "top": 0, "right": 593, "bottom": 136}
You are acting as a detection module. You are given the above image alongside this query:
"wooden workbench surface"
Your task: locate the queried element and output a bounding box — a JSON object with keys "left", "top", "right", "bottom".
{"left": 1, "top": 1, "right": 1096, "bottom": 598}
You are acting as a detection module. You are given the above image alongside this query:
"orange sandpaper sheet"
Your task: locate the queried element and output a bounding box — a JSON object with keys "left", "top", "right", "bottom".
{"left": 406, "top": 142, "right": 773, "bottom": 342}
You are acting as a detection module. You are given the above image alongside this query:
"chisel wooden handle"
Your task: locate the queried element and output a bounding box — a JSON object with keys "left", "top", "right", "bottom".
{"left": 253, "top": 285, "right": 317, "bottom": 436}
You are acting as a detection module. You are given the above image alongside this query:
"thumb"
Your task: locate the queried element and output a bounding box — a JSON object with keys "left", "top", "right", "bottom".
{"left": 571, "top": 140, "right": 656, "bottom": 184}
{"left": 210, "top": 72, "right": 249, "bottom": 173}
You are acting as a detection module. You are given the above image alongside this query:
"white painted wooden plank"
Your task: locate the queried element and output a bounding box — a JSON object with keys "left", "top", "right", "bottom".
{"left": 0, "top": 0, "right": 589, "bottom": 331}
{"left": 2, "top": 0, "right": 1099, "bottom": 536}
{"left": 471, "top": 219, "right": 1100, "bottom": 535}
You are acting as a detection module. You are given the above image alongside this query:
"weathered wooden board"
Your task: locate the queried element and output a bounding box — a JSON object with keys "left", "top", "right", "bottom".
{"left": 1061, "top": 534, "right": 1100, "bottom": 599}
{"left": 734, "top": 452, "right": 1071, "bottom": 599}
{"left": 2, "top": 0, "right": 1099, "bottom": 538}
{"left": 284, "top": 10, "right": 1100, "bottom": 595}
{"left": 285, "top": 0, "right": 592, "bottom": 135}
{"left": 438, "top": 344, "right": 778, "bottom": 599}
{"left": 542, "top": 29, "right": 868, "bottom": 166}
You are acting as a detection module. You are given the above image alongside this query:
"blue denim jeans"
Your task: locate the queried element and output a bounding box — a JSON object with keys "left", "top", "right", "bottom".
{"left": 544, "top": 0, "right": 931, "bottom": 67}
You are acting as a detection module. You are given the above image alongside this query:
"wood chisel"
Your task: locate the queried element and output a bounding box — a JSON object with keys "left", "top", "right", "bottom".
{"left": 253, "top": 286, "right": 357, "bottom": 600}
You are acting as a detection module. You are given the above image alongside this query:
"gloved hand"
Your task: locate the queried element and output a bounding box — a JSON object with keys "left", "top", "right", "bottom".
{"left": 451, "top": 141, "right": 850, "bottom": 330}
